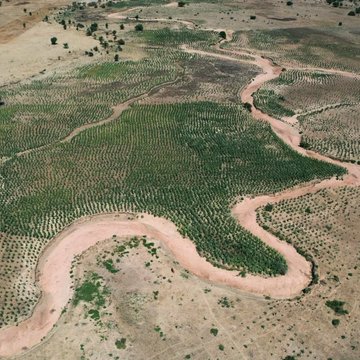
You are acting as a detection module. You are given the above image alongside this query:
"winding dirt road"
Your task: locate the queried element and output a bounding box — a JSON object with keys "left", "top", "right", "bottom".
{"left": 0, "top": 14, "right": 359, "bottom": 358}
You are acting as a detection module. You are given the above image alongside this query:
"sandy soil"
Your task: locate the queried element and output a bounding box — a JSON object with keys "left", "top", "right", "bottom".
{"left": 0, "top": 21, "right": 98, "bottom": 86}
{"left": 0, "top": 211, "right": 311, "bottom": 357}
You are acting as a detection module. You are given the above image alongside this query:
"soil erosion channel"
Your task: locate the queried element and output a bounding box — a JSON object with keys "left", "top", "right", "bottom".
{"left": 0, "top": 16, "right": 359, "bottom": 358}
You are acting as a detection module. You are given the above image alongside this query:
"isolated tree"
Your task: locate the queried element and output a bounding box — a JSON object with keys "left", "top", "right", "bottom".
{"left": 348, "top": 10, "right": 355, "bottom": 16}
{"left": 50, "top": 37, "right": 58, "bottom": 45}
{"left": 90, "top": 22, "right": 98, "bottom": 32}
{"left": 63, "top": 43, "right": 69, "bottom": 49}
{"left": 135, "top": 23, "right": 144, "bottom": 31}
{"left": 219, "top": 31, "right": 226, "bottom": 39}
{"left": 178, "top": 1, "right": 186, "bottom": 7}
{"left": 243, "top": 102, "right": 252, "bottom": 112}
{"left": 114, "top": 54, "right": 119, "bottom": 62}
{"left": 120, "top": 24, "right": 125, "bottom": 30}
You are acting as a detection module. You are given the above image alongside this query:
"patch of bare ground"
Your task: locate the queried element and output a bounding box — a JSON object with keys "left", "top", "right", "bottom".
{"left": 21, "top": 209, "right": 360, "bottom": 360}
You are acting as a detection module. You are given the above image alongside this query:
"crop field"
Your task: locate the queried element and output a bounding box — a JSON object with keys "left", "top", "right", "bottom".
{"left": 254, "top": 70, "right": 360, "bottom": 116}
{"left": 226, "top": 28, "right": 360, "bottom": 72}
{"left": 141, "top": 55, "right": 258, "bottom": 105}
{"left": 299, "top": 104, "right": 360, "bottom": 163}
{"left": 0, "top": 102, "right": 344, "bottom": 276}
{"left": 0, "top": 234, "right": 46, "bottom": 327}
{"left": 1, "top": 0, "right": 360, "bottom": 357}
{"left": 0, "top": 48, "right": 181, "bottom": 158}
{"left": 253, "top": 69, "right": 360, "bottom": 161}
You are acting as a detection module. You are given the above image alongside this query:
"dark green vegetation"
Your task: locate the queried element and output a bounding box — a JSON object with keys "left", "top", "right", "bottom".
{"left": 73, "top": 272, "right": 108, "bottom": 307}
{"left": 326, "top": 300, "right": 349, "bottom": 315}
{"left": 115, "top": 338, "right": 126, "bottom": 349}
{"left": 253, "top": 89, "right": 295, "bottom": 119}
{"left": 0, "top": 100, "right": 344, "bottom": 275}
{"left": 103, "top": 258, "right": 119, "bottom": 273}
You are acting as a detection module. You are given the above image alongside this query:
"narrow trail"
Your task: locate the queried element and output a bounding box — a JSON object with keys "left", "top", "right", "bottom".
{"left": 0, "top": 75, "right": 183, "bottom": 166}
{"left": 0, "top": 13, "right": 359, "bottom": 358}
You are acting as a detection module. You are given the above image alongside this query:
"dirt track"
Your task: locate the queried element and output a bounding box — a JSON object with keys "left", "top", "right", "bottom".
{"left": 0, "top": 13, "right": 359, "bottom": 358}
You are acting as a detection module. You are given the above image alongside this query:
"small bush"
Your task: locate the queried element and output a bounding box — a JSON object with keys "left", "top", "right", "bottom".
{"left": 135, "top": 23, "right": 144, "bottom": 31}
{"left": 326, "top": 300, "right": 348, "bottom": 315}
{"left": 115, "top": 338, "right": 126, "bottom": 349}
{"left": 50, "top": 37, "right": 57, "bottom": 45}
{"left": 219, "top": 31, "right": 226, "bottom": 39}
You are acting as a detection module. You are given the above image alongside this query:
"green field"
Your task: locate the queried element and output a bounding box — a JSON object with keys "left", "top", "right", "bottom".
{"left": 226, "top": 28, "right": 360, "bottom": 72}
{"left": 0, "top": 101, "right": 344, "bottom": 275}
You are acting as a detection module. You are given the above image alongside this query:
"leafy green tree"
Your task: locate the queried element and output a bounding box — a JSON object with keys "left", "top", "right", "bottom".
{"left": 219, "top": 31, "right": 226, "bottom": 39}
{"left": 50, "top": 37, "right": 57, "bottom": 45}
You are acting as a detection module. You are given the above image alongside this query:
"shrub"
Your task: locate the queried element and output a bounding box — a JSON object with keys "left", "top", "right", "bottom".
{"left": 115, "top": 338, "right": 126, "bottom": 349}
{"left": 347, "top": 11, "right": 355, "bottom": 16}
{"left": 332, "top": 319, "right": 340, "bottom": 326}
{"left": 326, "top": 300, "right": 348, "bottom": 315}
{"left": 50, "top": 37, "right": 57, "bottom": 45}
{"left": 178, "top": 1, "right": 186, "bottom": 7}
{"left": 219, "top": 31, "right": 226, "bottom": 40}
{"left": 135, "top": 23, "right": 144, "bottom": 31}
{"left": 243, "top": 102, "right": 252, "bottom": 112}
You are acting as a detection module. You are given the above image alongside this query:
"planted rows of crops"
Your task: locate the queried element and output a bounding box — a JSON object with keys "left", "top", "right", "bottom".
{"left": 257, "top": 186, "right": 360, "bottom": 283}
{"left": 226, "top": 28, "right": 360, "bottom": 72}
{"left": 0, "top": 234, "right": 46, "bottom": 327}
{"left": 299, "top": 104, "right": 360, "bottom": 162}
{"left": 136, "top": 28, "right": 219, "bottom": 48}
{"left": 0, "top": 48, "right": 182, "bottom": 158}
{"left": 252, "top": 69, "right": 360, "bottom": 161}
{"left": 254, "top": 70, "right": 360, "bottom": 115}
{"left": 141, "top": 55, "right": 258, "bottom": 105}
{"left": 0, "top": 102, "right": 344, "bottom": 278}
